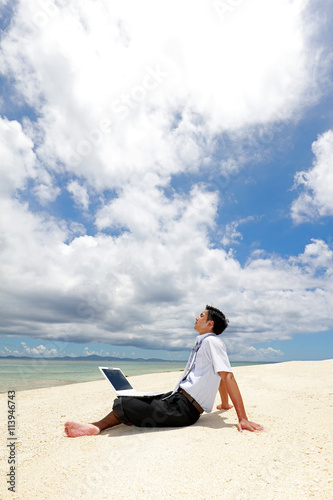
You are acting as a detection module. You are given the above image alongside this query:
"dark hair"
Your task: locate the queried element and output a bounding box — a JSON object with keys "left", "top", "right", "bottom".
{"left": 206, "top": 305, "right": 229, "bottom": 335}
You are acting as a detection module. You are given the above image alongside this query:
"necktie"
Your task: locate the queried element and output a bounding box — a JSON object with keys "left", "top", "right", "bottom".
{"left": 172, "top": 333, "right": 215, "bottom": 393}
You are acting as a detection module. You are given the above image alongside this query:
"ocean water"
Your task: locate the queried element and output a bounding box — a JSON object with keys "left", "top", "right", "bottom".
{"left": 0, "top": 358, "right": 269, "bottom": 393}
{"left": 0, "top": 358, "right": 186, "bottom": 393}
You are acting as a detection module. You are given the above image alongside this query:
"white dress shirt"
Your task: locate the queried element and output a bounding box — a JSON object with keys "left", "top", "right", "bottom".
{"left": 177, "top": 332, "right": 233, "bottom": 413}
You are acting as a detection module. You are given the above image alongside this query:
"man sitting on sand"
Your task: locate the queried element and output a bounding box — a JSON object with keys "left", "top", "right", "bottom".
{"left": 65, "top": 305, "right": 263, "bottom": 437}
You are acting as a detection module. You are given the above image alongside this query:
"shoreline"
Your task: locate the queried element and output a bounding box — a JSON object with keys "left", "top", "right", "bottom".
{"left": 1, "top": 360, "right": 332, "bottom": 499}
{"left": 0, "top": 358, "right": 280, "bottom": 394}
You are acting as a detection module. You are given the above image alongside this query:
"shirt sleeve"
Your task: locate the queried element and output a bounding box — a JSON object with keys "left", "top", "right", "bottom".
{"left": 201, "top": 337, "right": 233, "bottom": 373}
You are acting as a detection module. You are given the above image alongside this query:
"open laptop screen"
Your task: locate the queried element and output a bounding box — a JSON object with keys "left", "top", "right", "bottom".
{"left": 100, "top": 368, "right": 133, "bottom": 391}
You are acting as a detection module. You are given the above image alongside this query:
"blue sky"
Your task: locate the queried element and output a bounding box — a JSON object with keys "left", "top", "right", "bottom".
{"left": 0, "top": 0, "right": 333, "bottom": 362}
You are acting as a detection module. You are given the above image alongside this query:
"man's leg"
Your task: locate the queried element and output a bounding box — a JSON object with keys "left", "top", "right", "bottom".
{"left": 65, "top": 410, "right": 122, "bottom": 437}
{"left": 64, "top": 392, "right": 199, "bottom": 437}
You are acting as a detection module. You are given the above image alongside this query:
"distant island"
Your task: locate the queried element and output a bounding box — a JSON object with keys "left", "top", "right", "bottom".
{"left": 0, "top": 355, "right": 274, "bottom": 364}
{"left": 0, "top": 354, "right": 180, "bottom": 362}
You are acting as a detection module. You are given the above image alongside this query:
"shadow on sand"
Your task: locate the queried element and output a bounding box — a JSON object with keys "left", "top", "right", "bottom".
{"left": 101, "top": 409, "right": 235, "bottom": 438}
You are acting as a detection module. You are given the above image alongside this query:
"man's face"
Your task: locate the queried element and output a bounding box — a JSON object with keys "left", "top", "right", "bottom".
{"left": 194, "top": 310, "right": 214, "bottom": 335}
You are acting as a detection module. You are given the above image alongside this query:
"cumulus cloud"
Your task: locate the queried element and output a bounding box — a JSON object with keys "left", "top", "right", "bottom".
{"left": 227, "top": 345, "right": 284, "bottom": 362}
{"left": 0, "top": 0, "right": 325, "bottom": 193}
{"left": 0, "top": 181, "right": 332, "bottom": 351}
{"left": 33, "top": 181, "right": 61, "bottom": 205}
{"left": 0, "top": 341, "right": 70, "bottom": 357}
{"left": 0, "top": 0, "right": 332, "bottom": 358}
{"left": 0, "top": 117, "right": 36, "bottom": 197}
{"left": 290, "top": 239, "right": 333, "bottom": 275}
{"left": 67, "top": 180, "right": 90, "bottom": 211}
{"left": 291, "top": 130, "right": 333, "bottom": 223}
{"left": 221, "top": 217, "right": 257, "bottom": 247}
{"left": 83, "top": 347, "right": 111, "bottom": 356}
{"left": 20, "top": 342, "right": 58, "bottom": 357}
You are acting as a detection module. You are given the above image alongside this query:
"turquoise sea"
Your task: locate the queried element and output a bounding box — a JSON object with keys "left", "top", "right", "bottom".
{"left": 0, "top": 358, "right": 268, "bottom": 393}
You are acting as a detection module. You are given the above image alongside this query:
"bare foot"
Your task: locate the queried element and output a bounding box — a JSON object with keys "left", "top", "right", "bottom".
{"left": 216, "top": 403, "right": 233, "bottom": 410}
{"left": 65, "top": 421, "right": 100, "bottom": 437}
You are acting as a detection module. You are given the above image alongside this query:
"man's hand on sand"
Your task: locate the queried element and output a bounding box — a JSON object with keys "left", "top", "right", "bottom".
{"left": 237, "top": 418, "right": 264, "bottom": 433}
{"left": 216, "top": 403, "right": 233, "bottom": 410}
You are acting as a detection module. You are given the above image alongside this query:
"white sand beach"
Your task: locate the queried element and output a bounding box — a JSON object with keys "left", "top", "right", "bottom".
{"left": 1, "top": 360, "right": 332, "bottom": 500}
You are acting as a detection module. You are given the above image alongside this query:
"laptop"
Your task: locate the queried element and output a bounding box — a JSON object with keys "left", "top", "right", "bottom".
{"left": 99, "top": 367, "right": 164, "bottom": 397}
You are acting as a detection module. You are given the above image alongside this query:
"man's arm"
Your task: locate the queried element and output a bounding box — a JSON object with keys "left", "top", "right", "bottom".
{"left": 216, "top": 378, "right": 233, "bottom": 410}
{"left": 218, "top": 371, "right": 264, "bottom": 432}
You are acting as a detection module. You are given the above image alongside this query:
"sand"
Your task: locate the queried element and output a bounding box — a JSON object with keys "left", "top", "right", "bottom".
{"left": 1, "top": 360, "right": 332, "bottom": 500}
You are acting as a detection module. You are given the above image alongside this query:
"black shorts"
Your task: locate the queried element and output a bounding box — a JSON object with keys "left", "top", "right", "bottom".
{"left": 112, "top": 391, "right": 201, "bottom": 428}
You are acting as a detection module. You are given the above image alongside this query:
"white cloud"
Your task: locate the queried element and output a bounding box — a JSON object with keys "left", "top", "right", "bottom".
{"left": 0, "top": 0, "right": 332, "bottom": 358}
{"left": 0, "top": 117, "right": 36, "bottom": 197}
{"left": 33, "top": 182, "right": 61, "bottom": 205}
{"left": 0, "top": 348, "right": 22, "bottom": 356}
{"left": 69, "top": 221, "right": 86, "bottom": 236}
{"left": 82, "top": 347, "right": 111, "bottom": 356}
{"left": 290, "top": 239, "right": 333, "bottom": 276}
{"left": 221, "top": 221, "right": 243, "bottom": 247}
{"left": 228, "top": 345, "right": 284, "bottom": 362}
{"left": 0, "top": 0, "right": 325, "bottom": 192}
{"left": 221, "top": 217, "right": 256, "bottom": 247}
{"left": 0, "top": 116, "right": 62, "bottom": 205}
{"left": 95, "top": 183, "right": 217, "bottom": 238}
{"left": 20, "top": 342, "right": 58, "bottom": 357}
{"left": 291, "top": 130, "right": 333, "bottom": 223}
{"left": 67, "top": 180, "right": 90, "bottom": 211}
{"left": 111, "top": 351, "right": 126, "bottom": 358}
{"left": 0, "top": 180, "right": 332, "bottom": 351}
{"left": 0, "top": 341, "right": 62, "bottom": 357}
{"left": 83, "top": 347, "right": 97, "bottom": 356}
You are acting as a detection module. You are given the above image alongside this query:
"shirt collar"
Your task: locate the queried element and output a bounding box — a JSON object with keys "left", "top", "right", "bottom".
{"left": 196, "top": 331, "right": 216, "bottom": 343}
